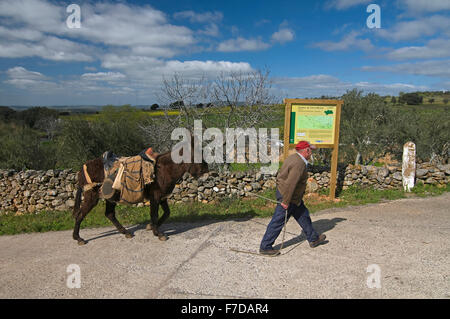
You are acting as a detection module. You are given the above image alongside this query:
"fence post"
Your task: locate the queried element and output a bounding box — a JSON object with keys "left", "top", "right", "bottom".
{"left": 402, "top": 141, "right": 416, "bottom": 192}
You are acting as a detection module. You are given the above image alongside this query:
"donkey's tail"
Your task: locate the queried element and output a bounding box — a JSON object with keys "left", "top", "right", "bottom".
{"left": 73, "top": 186, "right": 83, "bottom": 218}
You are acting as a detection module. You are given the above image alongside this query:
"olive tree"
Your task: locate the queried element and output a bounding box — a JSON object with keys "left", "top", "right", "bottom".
{"left": 339, "top": 89, "right": 397, "bottom": 165}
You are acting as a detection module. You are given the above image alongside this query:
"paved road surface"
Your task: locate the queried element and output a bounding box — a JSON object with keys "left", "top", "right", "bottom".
{"left": 1, "top": 193, "right": 449, "bottom": 298}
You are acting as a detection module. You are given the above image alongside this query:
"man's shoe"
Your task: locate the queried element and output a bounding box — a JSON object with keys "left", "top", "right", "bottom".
{"left": 309, "top": 234, "right": 326, "bottom": 248}
{"left": 259, "top": 248, "right": 281, "bottom": 256}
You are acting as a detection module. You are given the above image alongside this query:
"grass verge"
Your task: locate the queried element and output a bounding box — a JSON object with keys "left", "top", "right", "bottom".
{"left": 0, "top": 183, "right": 448, "bottom": 236}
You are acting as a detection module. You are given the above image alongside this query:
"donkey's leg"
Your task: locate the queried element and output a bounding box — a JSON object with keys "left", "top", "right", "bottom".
{"left": 157, "top": 199, "right": 171, "bottom": 228}
{"left": 73, "top": 189, "right": 99, "bottom": 245}
{"left": 145, "top": 201, "right": 158, "bottom": 232}
{"left": 146, "top": 201, "right": 167, "bottom": 241}
{"left": 105, "top": 201, "right": 134, "bottom": 239}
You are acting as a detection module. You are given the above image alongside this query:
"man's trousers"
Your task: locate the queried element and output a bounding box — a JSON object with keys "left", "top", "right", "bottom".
{"left": 260, "top": 189, "right": 319, "bottom": 250}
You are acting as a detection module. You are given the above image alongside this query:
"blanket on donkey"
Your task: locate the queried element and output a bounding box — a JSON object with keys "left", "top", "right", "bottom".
{"left": 102, "top": 155, "right": 154, "bottom": 204}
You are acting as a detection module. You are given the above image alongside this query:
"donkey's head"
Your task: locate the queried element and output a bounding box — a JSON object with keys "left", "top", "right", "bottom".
{"left": 188, "top": 158, "right": 209, "bottom": 178}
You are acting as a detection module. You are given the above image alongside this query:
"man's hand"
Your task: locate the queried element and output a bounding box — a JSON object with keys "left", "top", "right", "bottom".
{"left": 281, "top": 203, "right": 288, "bottom": 210}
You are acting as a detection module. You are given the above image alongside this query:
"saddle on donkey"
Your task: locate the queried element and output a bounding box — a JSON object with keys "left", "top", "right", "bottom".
{"left": 83, "top": 148, "right": 158, "bottom": 205}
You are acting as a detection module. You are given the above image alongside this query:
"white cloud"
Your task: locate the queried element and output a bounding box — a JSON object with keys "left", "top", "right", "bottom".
{"left": 101, "top": 54, "right": 253, "bottom": 82}
{"left": 0, "top": 26, "right": 43, "bottom": 41}
{"left": 164, "top": 60, "right": 253, "bottom": 77}
{"left": 74, "top": 3, "right": 195, "bottom": 51}
{"left": 217, "top": 37, "right": 271, "bottom": 52}
{"left": 0, "top": 0, "right": 64, "bottom": 34}
{"left": 6, "top": 67, "right": 46, "bottom": 81}
{"left": 0, "top": 36, "right": 95, "bottom": 61}
{"left": 4, "top": 66, "right": 58, "bottom": 90}
{"left": 313, "top": 31, "right": 374, "bottom": 52}
{"left": 3, "top": 66, "right": 138, "bottom": 103}
{"left": 129, "top": 45, "right": 179, "bottom": 58}
{"left": 0, "top": 1, "right": 95, "bottom": 61}
{"left": 198, "top": 23, "right": 220, "bottom": 37}
{"left": 325, "top": 0, "right": 372, "bottom": 10}
{"left": 173, "top": 10, "right": 222, "bottom": 38}
{"left": 273, "top": 74, "right": 428, "bottom": 97}
{"left": 84, "top": 66, "right": 97, "bottom": 72}
{"left": 0, "top": 0, "right": 196, "bottom": 61}
{"left": 361, "top": 60, "right": 450, "bottom": 77}
{"left": 271, "top": 28, "right": 295, "bottom": 44}
{"left": 173, "top": 10, "right": 223, "bottom": 24}
{"left": 2, "top": 68, "right": 430, "bottom": 105}
{"left": 274, "top": 75, "right": 345, "bottom": 93}
{"left": 110, "top": 87, "right": 136, "bottom": 95}
{"left": 101, "top": 54, "right": 162, "bottom": 70}
{"left": 217, "top": 22, "right": 294, "bottom": 52}
{"left": 397, "top": 0, "right": 450, "bottom": 13}
{"left": 7, "top": 0, "right": 439, "bottom": 105}
{"left": 81, "top": 72, "right": 126, "bottom": 81}
{"left": 386, "top": 38, "right": 450, "bottom": 60}
{"left": 354, "top": 81, "right": 427, "bottom": 91}
{"left": 1, "top": 52, "right": 254, "bottom": 104}
{"left": 377, "top": 15, "right": 450, "bottom": 42}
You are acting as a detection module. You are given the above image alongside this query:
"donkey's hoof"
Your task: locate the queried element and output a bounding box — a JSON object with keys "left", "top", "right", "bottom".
{"left": 145, "top": 224, "right": 153, "bottom": 231}
{"left": 77, "top": 239, "right": 87, "bottom": 246}
{"left": 125, "top": 233, "right": 134, "bottom": 239}
{"left": 158, "top": 234, "right": 168, "bottom": 241}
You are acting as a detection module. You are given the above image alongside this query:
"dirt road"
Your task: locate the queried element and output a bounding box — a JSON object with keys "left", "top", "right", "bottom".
{"left": 1, "top": 193, "right": 449, "bottom": 298}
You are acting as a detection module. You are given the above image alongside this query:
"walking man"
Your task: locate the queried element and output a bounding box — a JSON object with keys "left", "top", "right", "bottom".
{"left": 260, "top": 140, "right": 327, "bottom": 256}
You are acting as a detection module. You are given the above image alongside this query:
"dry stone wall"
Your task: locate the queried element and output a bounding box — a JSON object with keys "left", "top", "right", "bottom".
{"left": 1, "top": 162, "right": 449, "bottom": 214}
{"left": 0, "top": 169, "right": 78, "bottom": 214}
{"left": 341, "top": 162, "right": 449, "bottom": 190}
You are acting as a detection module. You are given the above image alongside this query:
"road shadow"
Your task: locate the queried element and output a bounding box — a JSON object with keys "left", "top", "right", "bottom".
{"left": 83, "top": 209, "right": 258, "bottom": 243}
{"left": 273, "top": 217, "right": 347, "bottom": 251}
{"left": 82, "top": 228, "right": 131, "bottom": 243}
{"left": 159, "top": 210, "right": 258, "bottom": 237}
{"left": 82, "top": 212, "right": 346, "bottom": 246}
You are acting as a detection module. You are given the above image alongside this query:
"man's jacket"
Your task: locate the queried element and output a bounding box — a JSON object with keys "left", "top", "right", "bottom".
{"left": 276, "top": 153, "right": 308, "bottom": 206}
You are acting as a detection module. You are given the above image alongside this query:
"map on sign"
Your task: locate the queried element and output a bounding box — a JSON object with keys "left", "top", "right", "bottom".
{"left": 289, "top": 104, "right": 337, "bottom": 145}
{"left": 297, "top": 115, "right": 334, "bottom": 130}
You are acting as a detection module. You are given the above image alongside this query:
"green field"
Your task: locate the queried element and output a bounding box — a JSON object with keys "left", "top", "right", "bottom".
{"left": 384, "top": 92, "right": 450, "bottom": 107}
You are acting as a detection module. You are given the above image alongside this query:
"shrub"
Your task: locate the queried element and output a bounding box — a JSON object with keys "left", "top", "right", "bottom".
{"left": 339, "top": 89, "right": 397, "bottom": 165}
{"left": 399, "top": 93, "right": 423, "bottom": 105}
{"left": 56, "top": 106, "right": 149, "bottom": 169}
{"left": 0, "top": 123, "right": 57, "bottom": 170}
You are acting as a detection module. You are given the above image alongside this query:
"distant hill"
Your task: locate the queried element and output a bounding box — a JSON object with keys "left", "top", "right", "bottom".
{"left": 5, "top": 101, "right": 243, "bottom": 112}
{"left": 9, "top": 105, "right": 104, "bottom": 112}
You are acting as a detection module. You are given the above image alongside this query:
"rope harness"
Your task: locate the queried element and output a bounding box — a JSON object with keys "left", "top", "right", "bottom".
{"left": 229, "top": 187, "right": 289, "bottom": 256}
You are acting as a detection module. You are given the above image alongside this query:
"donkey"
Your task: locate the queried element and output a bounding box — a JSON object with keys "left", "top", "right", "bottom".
{"left": 72, "top": 141, "right": 209, "bottom": 245}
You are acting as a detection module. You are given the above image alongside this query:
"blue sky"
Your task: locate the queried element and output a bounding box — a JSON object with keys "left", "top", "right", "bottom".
{"left": 0, "top": 0, "right": 449, "bottom": 106}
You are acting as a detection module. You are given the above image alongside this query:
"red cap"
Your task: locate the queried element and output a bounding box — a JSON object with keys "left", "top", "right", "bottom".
{"left": 295, "top": 141, "right": 317, "bottom": 151}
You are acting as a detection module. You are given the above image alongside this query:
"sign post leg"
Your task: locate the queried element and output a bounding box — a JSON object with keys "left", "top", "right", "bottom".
{"left": 329, "top": 146, "right": 339, "bottom": 199}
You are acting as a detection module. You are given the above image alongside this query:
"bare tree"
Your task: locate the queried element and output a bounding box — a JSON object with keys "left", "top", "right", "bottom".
{"left": 139, "top": 73, "right": 212, "bottom": 153}
{"left": 139, "top": 69, "right": 278, "bottom": 171}
{"left": 211, "top": 69, "right": 275, "bottom": 129}
{"left": 156, "top": 73, "right": 211, "bottom": 131}
{"left": 35, "top": 117, "right": 61, "bottom": 140}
